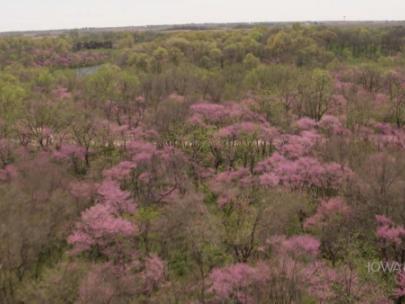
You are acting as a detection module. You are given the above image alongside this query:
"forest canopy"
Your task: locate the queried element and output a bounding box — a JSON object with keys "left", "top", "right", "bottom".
{"left": 2, "top": 23, "right": 405, "bottom": 303}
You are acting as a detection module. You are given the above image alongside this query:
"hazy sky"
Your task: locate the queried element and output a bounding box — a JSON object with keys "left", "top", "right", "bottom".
{"left": 1, "top": 0, "right": 405, "bottom": 32}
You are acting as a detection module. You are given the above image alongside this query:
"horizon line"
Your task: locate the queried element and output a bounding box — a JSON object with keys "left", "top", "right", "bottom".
{"left": 1, "top": 19, "right": 405, "bottom": 35}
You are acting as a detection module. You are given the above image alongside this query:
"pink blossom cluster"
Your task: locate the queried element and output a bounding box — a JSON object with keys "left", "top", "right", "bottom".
{"left": 68, "top": 179, "right": 137, "bottom": 255}
{"left": 304, "top": 197, "right": 350, "bottom": 229}
{"left": 68, "top": 203, "right": 137, "bottom": 255}
{"left": 375, "top": 215, "right": 405, "bottom": 246}
{"left": 295, "top": 117, "right": 318, "bottom": 130}
{"left": 273, "top": 130, "right": 323, "bottom": 159}
{"left": 318, "top": 114, "right": 348, "bottom": 135}
{"left": 270, "top": 234, "right": 320, "bottom": 257}
{"left": 209, "top": 262, "right": 269, "bottom": 303}
{"left": 53, "top": 144, "right": 86, "bottom": 161}
{"left": 188, "top": 101, "right": 265, "bottom": 126}
{"left": 97, "top": 179, "right": 136, "bottom": 213}
{"left": 78, "top": 255, "right": 166, "bottom": 302}
{"left": 370, "top": 123, "right": 405, "bottom": 149}
{"left": 395, "top": 271, "right": 405, "bottom": 297}
{"left": 102, "top": 140, "right": 158, "bottom": 182}
{"left": 256, "top": 152, "right": 353, "bottom": 190}
{"left": 68, "top": 181, "right": 97, "bottom": 200}
{"left": 103, "top": 161, "right": 137, "bottom": 181}
{"left": 209, "top": 168, "right": 254, "bottom": 207}
{"left": 215, "top": 121, "right": 278, "bottom": 142}
{"left": 303, "top": 261, "right": 338, "bottom": 302}
{"left": 142, "top": 255, "right": 166, "bottom": 292}
{"left": 295, "top": 115, "right": 348, "bottom": 136}
{"left": 303, "top": 261, "right": 386, "bottom": 303}
{"left": 208, "top": 250, "right": 387, "bottom": 303}
{"left": 103, "top": 139, "right": 188, "bottom": 203}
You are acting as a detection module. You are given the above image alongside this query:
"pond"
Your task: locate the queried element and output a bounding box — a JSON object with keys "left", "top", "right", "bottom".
{"left": 75, "top": 64, "right": 103, "bottom": 77}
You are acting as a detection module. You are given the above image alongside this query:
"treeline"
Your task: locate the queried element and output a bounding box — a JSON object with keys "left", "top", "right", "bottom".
{"left": 73, "top": 41, "right": 113, "bottom": 51}
{"left": 1, "top": 24, "right": 405, "bottom": 68}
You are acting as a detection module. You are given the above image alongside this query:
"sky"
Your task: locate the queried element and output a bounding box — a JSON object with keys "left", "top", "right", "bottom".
{"left": 1, "top": 0, "right": 405, "bottom": 32}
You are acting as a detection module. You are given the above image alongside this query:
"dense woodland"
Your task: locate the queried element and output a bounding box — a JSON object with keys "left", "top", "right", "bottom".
{"left": 2, "top": 23, "right": 405, "bottom": 303}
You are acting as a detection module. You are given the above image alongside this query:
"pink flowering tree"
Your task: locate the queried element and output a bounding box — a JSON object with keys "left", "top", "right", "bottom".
{"left": 273, "top": 129, "right": 323, "bottom": 159}
{"left": 78, "top": 254, "right": 166, "bottom": 304}
{"left": 187, "top": 101, "right": 277, "bottom": 171}
{"left": 209, "top": 262, "right": 270, "bottom": 303}
{"left": 304, "top": 197, "right": 352, "bottom": 265}
{"left": 68, "top": 179, "right": 138, "bottom": 259}
{"left": 208, "top": 168, "right": 267, "bottom": 262}
{"left": 103, "top": 140, "right": 190, "bottom": 205}
{"left": 213, "top": 121, "right": 278, "bottom": 170}
{"left": 369, "top": 123, "right": 405, "bottom": 150}
{"left": 375, "top": 215, "right": 405, "bottom": 264}
{"left": 67, "top": 203, "right": 137, "bottom": 258}
{"left": 53, "top": 143, "right": 87, "bottom": 174}
{"left": 256, "top": 152, "right": 353, "bottom": 196}
{"left": 142, "top": 255, "right": 166, "bottom": 293}
{"left": 374, "top": 215, "right": 405, "bottom": 303}
{"left": 395, "top": 271, "right": 405, "bottom": 303}
{"left": 268, "top": 234, "right": 388, "bottom": 303}
{"left": 208, "top": 235, "right": 319, "bottom": 303}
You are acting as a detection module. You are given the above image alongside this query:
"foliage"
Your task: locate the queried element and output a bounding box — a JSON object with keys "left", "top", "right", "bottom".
{"left": 2, "top": 23, "right": 405, "bottom": 303}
